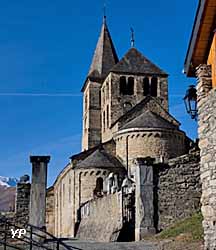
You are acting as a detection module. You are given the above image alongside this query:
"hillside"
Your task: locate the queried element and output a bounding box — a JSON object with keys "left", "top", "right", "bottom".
{"left": 0, "top": 185, "right": 16, "bottom": 212}
{"left": 145, "top": 212, "right": 204, "bottom": 250}
{"left": 0, "top": 176, "right": 17, "bottom": 212}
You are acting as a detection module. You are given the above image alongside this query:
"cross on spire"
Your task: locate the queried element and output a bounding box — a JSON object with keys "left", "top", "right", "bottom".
{"left": 103, "top": 3, "right": 106, "bottom": 23}
{"left": 130, "top": 27, "right": 135, "bottom": 47}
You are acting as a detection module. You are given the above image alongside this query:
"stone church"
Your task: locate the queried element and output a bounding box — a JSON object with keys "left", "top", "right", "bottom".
{"left": 12, "top": 17, "right": 201, "bottom": 242}
{"left": 46, "top": 16, "right": 199, "bottom": 240}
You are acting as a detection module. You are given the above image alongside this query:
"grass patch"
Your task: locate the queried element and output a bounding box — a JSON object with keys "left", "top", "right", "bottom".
{"left": 157, "top": 212, "right": 204, "bottom": 241}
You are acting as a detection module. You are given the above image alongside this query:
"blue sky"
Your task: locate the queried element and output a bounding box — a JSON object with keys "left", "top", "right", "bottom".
{"left": 0, "top": 0, "right": 198, "bottom": 186}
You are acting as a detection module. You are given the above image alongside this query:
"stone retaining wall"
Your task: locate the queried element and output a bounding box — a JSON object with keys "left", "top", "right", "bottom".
{"left": 76, "top": 192, "right": 123, "bottom": 242}
{"left": 15, "top": 183, "right": 31, "bottom": 226}
{"left": 156, "top": 150, "right": 201, "bottom": 230}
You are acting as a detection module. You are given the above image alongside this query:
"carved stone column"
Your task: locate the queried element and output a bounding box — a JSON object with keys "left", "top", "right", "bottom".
{"left": 134, "top": 157, "right": 155, "bottom": 241}
{"left": 29, "top": 156, "right": 50, "bottom": 229}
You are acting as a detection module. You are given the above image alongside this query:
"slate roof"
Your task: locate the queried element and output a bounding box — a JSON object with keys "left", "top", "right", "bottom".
{"left": 87, "top": 19, "right": 119, "bottom": 80}
{"left": 75, "top": 148, "right": 124, "bottom": 170}
{"left": 111, "top": 96, "right": 180, "bottom": 129}
{"left": 111, "top": 48, "right": 167, "bottom": 76}
{"left": 122, "top": 110, "right": 177, "bottom": 130}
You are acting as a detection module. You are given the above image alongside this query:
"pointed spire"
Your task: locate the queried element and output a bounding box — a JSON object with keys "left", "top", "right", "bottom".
{"left": 87, "top": 18, "right": 119, "bottom": 81}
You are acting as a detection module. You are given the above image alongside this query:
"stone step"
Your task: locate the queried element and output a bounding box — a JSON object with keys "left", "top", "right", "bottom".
{"left": 61, "top": 240, "right": 160, "bottom": 250}
{"left": 1, "top": 240, "right": 160, "bottom": 250}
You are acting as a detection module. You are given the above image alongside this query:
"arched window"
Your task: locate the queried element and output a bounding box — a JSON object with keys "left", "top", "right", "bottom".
{"left": 94, "top": 177, "right": 103, "bottom": 197}
{"left": 151, "top": 77, "right": 158, "bottom": 97}
{"left": 143, "top": 77, "right": 150, "bottom": 96}
{"left": 127, "top": 77, "right": 134, "bottom": 95}
{"left": 106, "top": 82, "right": 109, "bottom": 99}
{"left": 120, "top": 76, "right": 127, "bottom": 94}
{"left": 120, "top": 76, "right": 134, "bottom": 95}
{"left": 103, "top": 111, "right": 105, "bottom": 131}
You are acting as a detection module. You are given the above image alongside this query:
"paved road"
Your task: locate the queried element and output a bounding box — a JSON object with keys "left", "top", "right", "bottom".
{"left": 64, "top": 240, "right": 160, "bottom": 250}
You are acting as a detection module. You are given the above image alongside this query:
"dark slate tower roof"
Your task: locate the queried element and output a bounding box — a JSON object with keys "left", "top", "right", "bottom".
{"left": 75, "top": 148, "right": 124, "bottom": 170}
{"left": 87, "top": 19, "right": 119, "bottom": 81}
{"left": 122, "top": 110, "right": 177, "bottom": 130}
{"left": 111, "top": 48, "right": 167, "bottom": 76}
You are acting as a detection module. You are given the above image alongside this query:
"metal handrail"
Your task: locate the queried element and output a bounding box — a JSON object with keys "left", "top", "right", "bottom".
{"left": 0, "top": 239, "right": 23, "bottom": 250}
{"left": 0, "top": 217, "right": 73, "bottom": 250}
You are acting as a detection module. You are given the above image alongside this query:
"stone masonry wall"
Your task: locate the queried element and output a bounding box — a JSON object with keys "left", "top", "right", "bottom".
{"left": 15, "top": 182, "right": 31, "bottom": 226}
{"left": 46, "top": 187, "right": 54, "bottom": 235}
{"left": 196, "top": 64, "right": 216, "bottom": 250}
{"left": 54, "top": 165, "right": 75, "bottom": 238}
{"left": 76, "top": 192, "right": 123, "bottom": 242}
{"left": 102, "top": 72, "right": 169, "bottom": 143}
{"left": 115, "top": 128, "right": 187, "bottom": 176}
{"left": 156, "top": 150, "right": 201, "bottom": 230}
{"left": 0, "top": 183, "right": 31, "bottom": 230}
{"left": 108, "top": 73, "right": 168, "bottom": 127}
{"left": 82, "top": 80, "right": 102, "bottom": 151}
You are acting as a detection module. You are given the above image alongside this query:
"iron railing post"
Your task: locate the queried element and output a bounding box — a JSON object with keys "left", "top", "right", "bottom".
{"left": 3, "top": 222, "right": 7, "bottom": 250}
{"left": 29, "top": 226, "right": 32, "bottom": 250}
{"left": 4, "top": 233, "right": 6, "bottom": 250}
{"left": 57, "top": 240, "right": 60, "bottom": 250}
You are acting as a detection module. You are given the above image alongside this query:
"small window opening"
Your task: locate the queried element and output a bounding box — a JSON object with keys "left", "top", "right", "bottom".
{"left": 102, "top": 88, "right": 105, "bottom": 105}
{"left": 94, "top": 177, "right": 103, "bottom": 197}
{"left": 120, "top": 76, "right": 134, "bottom": 95}
{"left": 143, "top": 77, "right": 150, "bottom": 96}
{"left": 120, "top": 76, "right": 127, "bottom": 94}
{"left": 106, "top": 82, "right": 109, "bottom": 99}
{"left": 106, "top": 105, "right": 109, "bottom": 128}
{"left": 103, "top": 111, "right": 105, "bottom": 131}
{"left": 151, "top": 77, "right": 158, "bottom": 97}
{"left": 127, "top": 77, "right": 134, "bottom": 95}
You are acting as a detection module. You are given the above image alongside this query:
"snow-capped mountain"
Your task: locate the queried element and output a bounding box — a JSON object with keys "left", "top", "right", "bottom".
{"left": 0, "top": 176, "right": 18, "bottom": 187}
{"left": 0, "top": 176, "right": 17, "bottom": 211}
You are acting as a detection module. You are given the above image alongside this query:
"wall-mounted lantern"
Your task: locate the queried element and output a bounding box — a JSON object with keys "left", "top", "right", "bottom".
{"left": 183, "top": 85, "right": 198, "bottom": 120}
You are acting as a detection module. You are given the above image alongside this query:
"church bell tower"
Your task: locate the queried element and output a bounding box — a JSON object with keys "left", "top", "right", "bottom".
{"left": 81, "top": 17, "right": 118, "bottom": 151}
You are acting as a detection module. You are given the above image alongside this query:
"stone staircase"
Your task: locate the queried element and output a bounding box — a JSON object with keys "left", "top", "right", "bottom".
{"left": 60, "top": 240, "right": 160, "bottom": 250}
